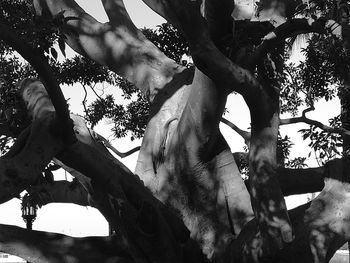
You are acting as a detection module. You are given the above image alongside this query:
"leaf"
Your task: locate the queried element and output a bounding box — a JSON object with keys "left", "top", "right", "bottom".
{"left": 50, "top": 48, "right": 58, "bottom": 60}
{"left": 58, "top": 38, "right": 66, "bottom": 57}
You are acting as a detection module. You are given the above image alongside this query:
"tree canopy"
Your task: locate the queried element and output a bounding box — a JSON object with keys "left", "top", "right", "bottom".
{"left": 1, "top": 0, "right": 350, "bottom": 262}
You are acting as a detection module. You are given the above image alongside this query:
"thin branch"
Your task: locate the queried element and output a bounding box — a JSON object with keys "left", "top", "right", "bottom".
{"left": 301, "top": 105, "right": 315, "bottom": 117}
{"left": 81, "top": 83, "right": 89, "bottom": 116}
{"left": 89, "top": 84, "right": 104, "bottom": 101}
{"left": 280, "top": 106, "right": 350, "bottom": 136}
{"left": 142, "top": 0, "right": 265, "bottom": 98}
{"left": 96, "top": 133, "right": 140, "bottom": 158}
{"left": 221, "top": 117, "right": 250, "bottom": 144}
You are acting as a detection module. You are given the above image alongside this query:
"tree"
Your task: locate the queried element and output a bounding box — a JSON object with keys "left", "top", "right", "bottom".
{"left": 0, "top": 0, "right": 350, "bottom": 262}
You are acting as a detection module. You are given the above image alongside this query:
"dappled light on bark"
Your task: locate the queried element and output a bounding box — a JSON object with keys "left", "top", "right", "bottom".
{"left": 1, "top": 0, "right": 350, "bottom": 262}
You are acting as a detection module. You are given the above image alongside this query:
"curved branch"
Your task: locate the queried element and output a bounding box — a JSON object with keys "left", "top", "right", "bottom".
{"left": 0, "top": 23, "right": 74, "bottom": 142}
{"left": 221, "top": 117, "right": 250, "bottom": 144}
{"left": 96, "top": 133, "right": 140, "bottom": 158}
{"left": 277, "top": 166, "right": 325, "bottom": 196}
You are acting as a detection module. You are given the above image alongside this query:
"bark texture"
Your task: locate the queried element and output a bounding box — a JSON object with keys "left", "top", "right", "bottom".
{"left": 1, "top": 0, "right": 350, "bottom": 263}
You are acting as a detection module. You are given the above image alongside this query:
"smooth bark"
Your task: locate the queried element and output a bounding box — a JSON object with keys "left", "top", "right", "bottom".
{"left": 33, "top": 0, "right": 184, "bottom": 103}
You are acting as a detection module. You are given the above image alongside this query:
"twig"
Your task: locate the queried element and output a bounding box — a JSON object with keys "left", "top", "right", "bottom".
{"left": 280, "top": 106, "right": 350, "bottom": 136}
{"left": 221, "top": 117, "right": 251, "bottom": 145}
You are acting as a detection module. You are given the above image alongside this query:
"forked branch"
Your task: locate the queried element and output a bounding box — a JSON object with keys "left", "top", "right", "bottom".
{"left": 280, "top": 107, "right": 350, "bottom": 136}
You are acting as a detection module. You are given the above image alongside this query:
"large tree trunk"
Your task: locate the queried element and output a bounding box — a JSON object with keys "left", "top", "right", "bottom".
{"left": 136, "top": 67, "right": 254, "bottom": 259}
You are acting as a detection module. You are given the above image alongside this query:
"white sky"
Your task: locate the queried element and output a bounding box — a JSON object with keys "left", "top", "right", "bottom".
{"left": 0, "top": 0, "right": 341, "bottom": 241}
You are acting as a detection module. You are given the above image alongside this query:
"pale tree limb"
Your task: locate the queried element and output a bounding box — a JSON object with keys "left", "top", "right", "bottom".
{"left": 33, "top": 0, "right": 185, "bottom": 102}
{"left": 30, "top": 4, "right": 255, "bottom": 253}
{"left": 141, "top": 0, "right": 264, "bottom": 99}
{"left": 139, "top": 0, "right": 295, "bottom": 250}
{"left": 3, "top": 2, "right": 211, "bottom": 261}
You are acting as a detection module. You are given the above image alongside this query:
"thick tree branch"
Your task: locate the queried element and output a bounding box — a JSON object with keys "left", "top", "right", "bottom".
{"left": 278, "top": 166, "right": 325, "bottom": 196}
{"left": 0, "top": 78, "right": 205, "bottom": 262}
{"left": 233, "top": 151, "right": 350, "bottom": 196}
{"left": 34, "top": 0, "right": 185, "bottom": 103}
{"left": 27, "top": 180, "right": 91, "bottom": 207}
{"left": 141, "top": 0, "right": 265, "bottom": 99}
{"left": 246, "top": 18, "right": 327, "bottom": 68}
{"left": 0, "top": 22, "right": 74, "bottom": 142}
{"left": 0, "top": 113, "right": 64, "bottom": 204}
{"left": 0, "top": 224, "right": 132, "bottom": 263}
